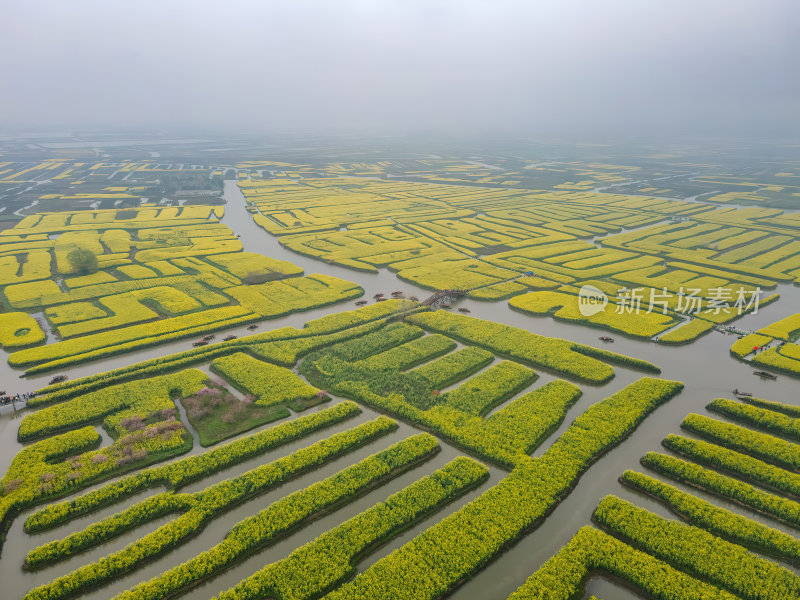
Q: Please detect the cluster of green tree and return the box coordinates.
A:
[23,417,400,600]
[25,402,360,533]
[593,495,800,600]
[621,469,800,565]
[66,247,98,275]
[159,171,222,195]
[641,451,800,527]
[214,457,488,600]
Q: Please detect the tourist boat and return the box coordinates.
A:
[202,334,215,341]
[598,336,615,343]
[733,388,753,397]
[753,370,778,380]
[193,340,209,347]
[355,300,368,305]
[223,334,237,341]
[49,374,68,385]
[409,296,419,302]
[458,307,470,313]
[247,324,258,330]
[373,293,384,298]
[391,290,403,295]
[375,297,386,302]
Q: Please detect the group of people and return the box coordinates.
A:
[0,391,37,406]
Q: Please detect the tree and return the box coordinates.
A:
[67,248,98,275]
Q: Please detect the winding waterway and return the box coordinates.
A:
[1,180,799,599]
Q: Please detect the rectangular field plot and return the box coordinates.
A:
[507,394,800,600]
[0,206,363,372]
[4,150,800,600]
[238,174,800,343]
[1,297,686,600]
[296,310,661,466]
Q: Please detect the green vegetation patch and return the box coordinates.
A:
[593,495,800,600]
[180,384,291,447]
[18,370,207,441]
[325,378,682,600]
[211,352,323,410]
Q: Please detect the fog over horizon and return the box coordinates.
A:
[2,0,798,141]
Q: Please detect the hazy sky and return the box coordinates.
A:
[2,0,798,139]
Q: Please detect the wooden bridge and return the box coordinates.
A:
[421,289,468,307]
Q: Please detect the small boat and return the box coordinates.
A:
[373,293,384,298]
[193,341,209,347]
[441,303,451,309]
[0,390,5,396]
[391,290,403,295]
[202,334,215,341]
[458,307,470,313]
[49,374,68,385]
[375,297,386,302]
[409,296,419,302]
[247,324,258,330]
[733,388,753,397]
[223,334,237,341]
[355,300,368,305]
[598,336,615,343]
[753,371,778,380]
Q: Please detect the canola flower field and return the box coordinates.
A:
[0,205,362,372]
[239,174,800,343]
[2,297,799,600]
[1,152,799,600]
[507,395,800,600]
[1,301,691,600]
[727,313,800,377]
